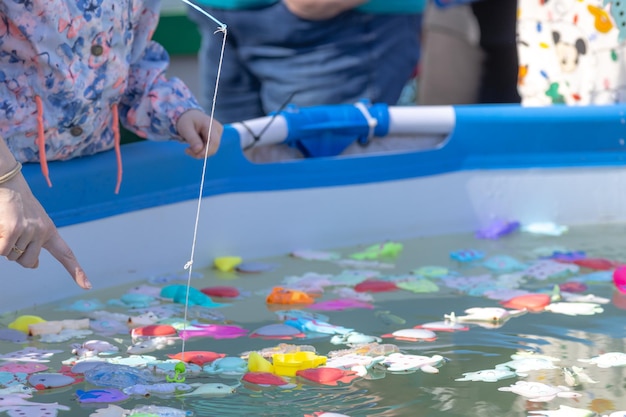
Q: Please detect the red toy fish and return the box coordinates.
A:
[167,351,226,366]
[242,372,291,386]
[500,293,551,312]
[296,367,359,386]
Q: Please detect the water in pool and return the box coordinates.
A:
[2,223,626,417]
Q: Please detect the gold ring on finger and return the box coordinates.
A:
[11,246,25,255]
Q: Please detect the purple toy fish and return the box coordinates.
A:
[76,388,129,403]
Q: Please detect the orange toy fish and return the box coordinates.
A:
[266,287,315,305]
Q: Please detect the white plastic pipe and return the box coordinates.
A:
[231,105,456,149]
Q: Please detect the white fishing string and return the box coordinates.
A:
[176,0,227,358]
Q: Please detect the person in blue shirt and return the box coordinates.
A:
[189,0,425,123]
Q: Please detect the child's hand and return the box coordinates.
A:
[176,109,223,159]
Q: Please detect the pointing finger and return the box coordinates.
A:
[43,232,92,290]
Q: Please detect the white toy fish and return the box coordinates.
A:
[543,302,603,316]
[498,381,582,402]
[579,352,626,368]
[455,368,517,382]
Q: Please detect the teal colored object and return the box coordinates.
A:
[192,0,277,9]
[160,285,226,308]
[357,0,425,14]
[193,0,425,13]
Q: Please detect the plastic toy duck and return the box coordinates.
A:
[272,351,327,376]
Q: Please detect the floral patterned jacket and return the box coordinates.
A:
[0,0,202,163]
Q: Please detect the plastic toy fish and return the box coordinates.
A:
[449,249,485,262]
[325,354,385,377]
[0,371,28,387]
[27,373,76,389]
[131,324,177,339]
[444,307,525,328]
[71,340,119,358]
[201,286,241,298]
[0,363,48,374]
[354,279,398,293]
[496,357,559,377]
[203,357,248,377]
[475,219,519,239]
[499,293,551,312]
[482,255,526,272]
[543,302,604,316]
[522,222,568,236]
[127,336,176,355]
[0,395,70,416]
[561,293,610,304]
[381,328,437,342]
[167,351,225,366]
[249,323,306,340]
[127,311,161,327]
[0,329,28,344]
[579,352,626,368]
[266,287,315,305]
[283,318,353,335]
[571,257,621,271]
[178,324,248,341]
[455,368,517,382]
[0,347,63,363]
[274,310,330,323]
[160,285,226,308]
[329,332,382,346]
[381,353,445,374]
[241,372,295,388]
[290,249,341,261]
[562,366,598,386]
[296,367,359,386]
[0,385,35,397]
[415,321,469,332]
[523,260,579,280]
[498,381,582,402]
[180,382,239,397]
[76,388,129,403]
[395,278,440,293]
[61,299,105,312]
[123,382,193,396]
[350,242,403,260]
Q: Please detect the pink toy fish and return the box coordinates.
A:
[0,363,48,374]
[296,367,359,386]
[178,324,248,341]
[242,372,291,386]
